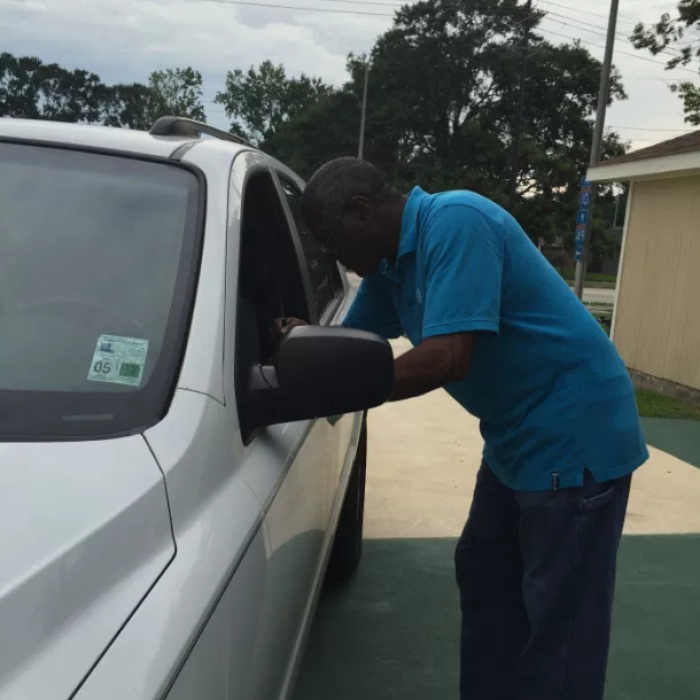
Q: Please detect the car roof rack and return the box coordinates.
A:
[150,116,254,148]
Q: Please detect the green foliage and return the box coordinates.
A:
[0,52,107,123]
[148,67,206,123]
[636,388,700,420]
[0,54,205,128]
[671,81,700,126]
[102,83,154,129]
[630,0,700,124]
[1,7,632,251]
[557,268,617,284]
[214,60,332,145]
[264,0,629,247]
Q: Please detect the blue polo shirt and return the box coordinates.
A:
[343,187,648,490]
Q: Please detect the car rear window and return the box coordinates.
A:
[0,142,202,439]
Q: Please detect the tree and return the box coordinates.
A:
[268,0,627,247]
[1,53,107,123]
[103,67,207,129]
[215,60,333,145]
[147,67,206,122]
[631,0,700,125]
[0,53,206,129]
[36,64,107,123]
[0,52,44,118]
[102,83,155,129]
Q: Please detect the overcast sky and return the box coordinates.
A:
[1,0,696,150]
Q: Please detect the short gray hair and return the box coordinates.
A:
[301,157,394,232]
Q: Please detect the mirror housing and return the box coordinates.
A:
[245,326,394,428]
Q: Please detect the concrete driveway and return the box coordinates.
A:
[364,338,699,539]
[294,337,700,700]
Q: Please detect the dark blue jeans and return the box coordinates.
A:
[455,463,632,700]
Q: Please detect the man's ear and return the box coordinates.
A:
[349,195,374,221]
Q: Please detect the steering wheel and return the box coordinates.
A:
[16,297,149,338]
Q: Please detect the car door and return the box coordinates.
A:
[224,156,338,700]
[272,172,354,506]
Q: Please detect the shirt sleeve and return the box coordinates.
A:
[342,276,403,339]
[421,205,504,340]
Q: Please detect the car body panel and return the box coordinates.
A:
[74,150,365,700]
[74,389,265,700]
[169,412,365,700]
[0,437,174,700]
[0,118,245,161]
[174,140,253,405]
[0,119,370,700]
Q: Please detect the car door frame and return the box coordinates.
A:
[223,151,340,700]
[269,167,344,327]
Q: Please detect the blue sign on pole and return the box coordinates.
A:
[574,178,593,264]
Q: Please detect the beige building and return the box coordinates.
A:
[588,130,700,402]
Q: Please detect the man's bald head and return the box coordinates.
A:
[301,158,404,277]
[301,157,393,232]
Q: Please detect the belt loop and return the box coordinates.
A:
[552,473,560,492]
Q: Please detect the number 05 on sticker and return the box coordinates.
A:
[88,334,150,388]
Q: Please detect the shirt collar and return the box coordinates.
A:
[398,186,428,259]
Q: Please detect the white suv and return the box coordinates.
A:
[0,117,393,700]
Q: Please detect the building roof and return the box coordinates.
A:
[588,128,700,184]
[598,130,700,167]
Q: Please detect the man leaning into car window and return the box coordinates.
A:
[271,157,648,700]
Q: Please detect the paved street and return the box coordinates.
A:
[582,286,616,305]
[295,338,700,700]
[347,271,616,307]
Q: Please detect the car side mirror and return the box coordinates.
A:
[245,326,394,428]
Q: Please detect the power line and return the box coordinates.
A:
[624,75,688,82]
[535,0,639,28]
[608,124,696,132]
[542,10,633,42]
[228,0,402,7]
[536,26,699,75]
[199,0,395,17]
[195,0,698,75]
[197,0,544,15]
[539,11,686,61]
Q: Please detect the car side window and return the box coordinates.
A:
[236,171,311,443]
[278,178,342,321]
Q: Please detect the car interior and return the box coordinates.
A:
[236,172,310,439]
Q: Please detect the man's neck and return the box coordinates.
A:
[385,195,408,263]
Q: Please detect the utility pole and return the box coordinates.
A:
[573,0,620,300]
[358,61,370,160]
[613,189,621,228]
[508,0,533,210]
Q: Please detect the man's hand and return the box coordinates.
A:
[270,317,308,341]
[269,317,308,362]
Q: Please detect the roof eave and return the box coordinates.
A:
[588,150,700,183]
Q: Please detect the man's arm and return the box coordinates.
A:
[391,333,475,402]
[389,203,505,402]
[342,276,403,339]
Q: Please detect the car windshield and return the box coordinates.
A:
[0,142,202,440]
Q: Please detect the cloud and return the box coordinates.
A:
[0,0,694,144]
[0,0,387,87]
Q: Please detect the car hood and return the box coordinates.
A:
[0,436,175,700]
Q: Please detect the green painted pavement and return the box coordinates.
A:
[295,535,700,700]
[642,418,700,471]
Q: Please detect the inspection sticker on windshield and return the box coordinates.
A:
[87,334,149,387]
